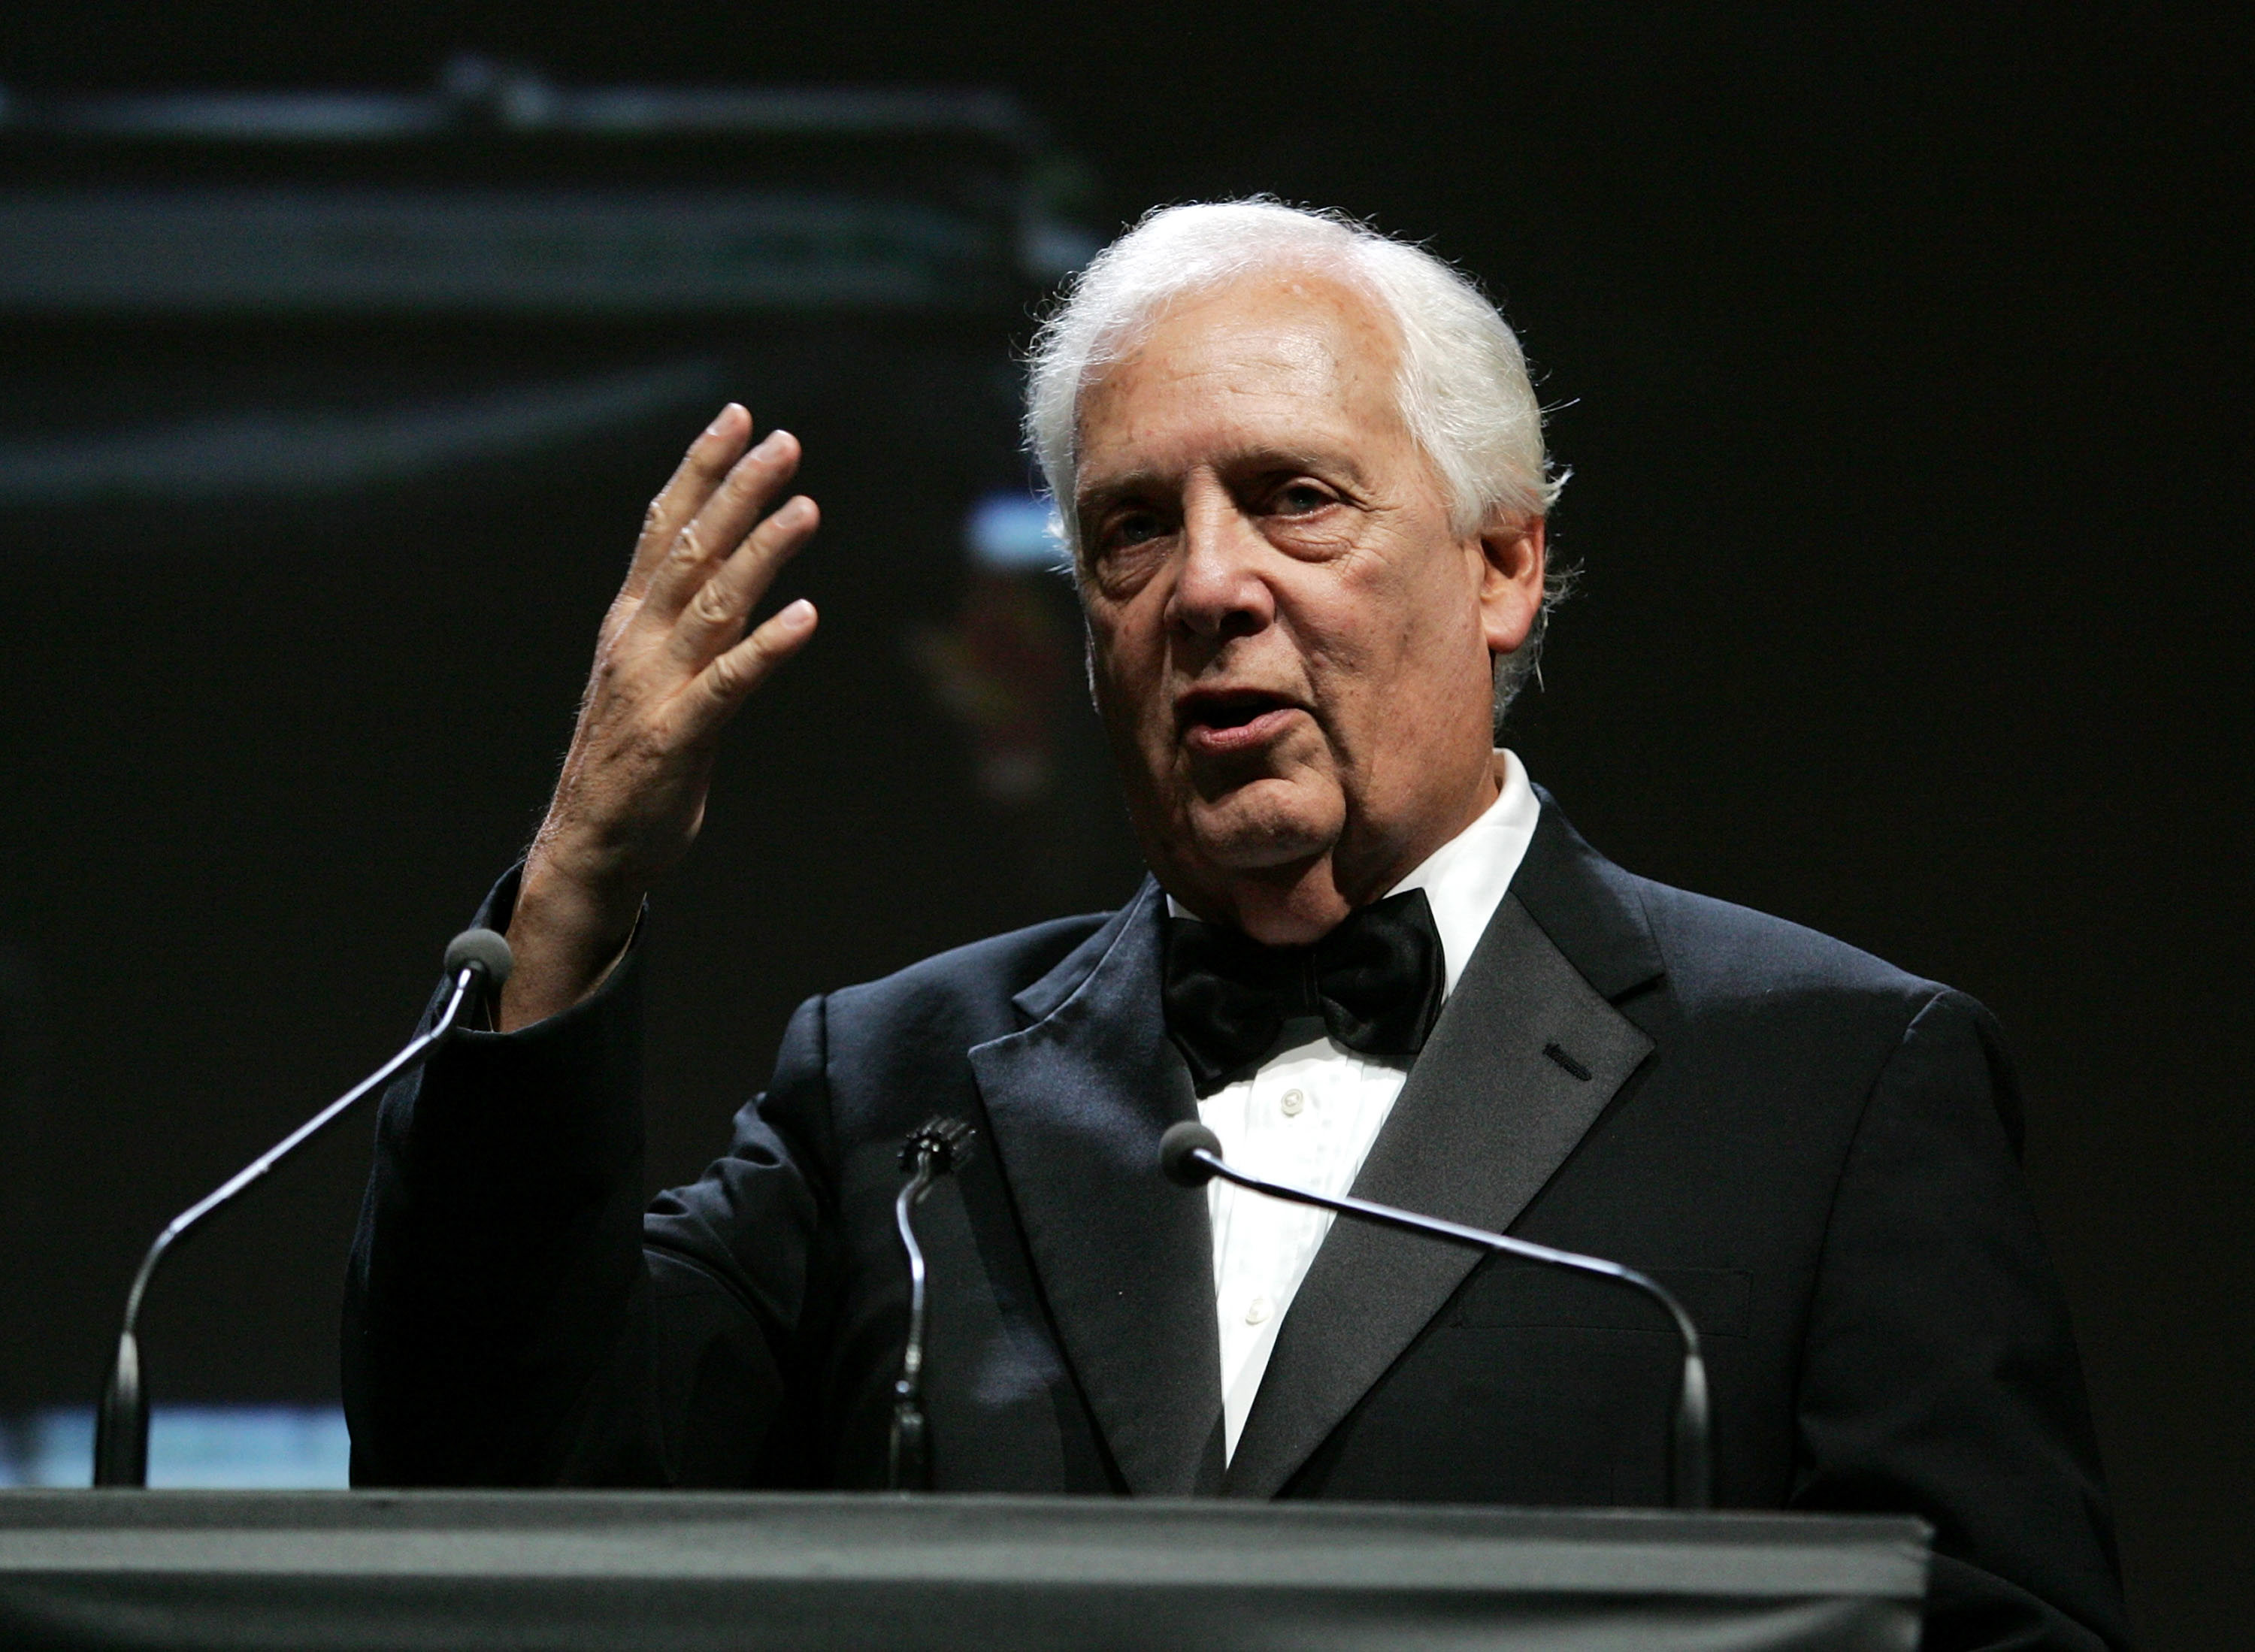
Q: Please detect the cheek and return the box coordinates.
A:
[1084,607,1168,730]
[1298,567,1420,683]
[1301,561,1476,719]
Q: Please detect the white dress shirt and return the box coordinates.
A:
[1169,750,1542,1460]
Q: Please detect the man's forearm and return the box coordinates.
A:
[346,900,655,1485]
[498,852,640,1030]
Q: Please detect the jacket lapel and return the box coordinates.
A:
[1223,800,1662,1497]
[968,876,1224,1495]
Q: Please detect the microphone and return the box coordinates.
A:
[888,1116,973,1492]
[92,928,513,1488]
[1158,1119,1714,1509]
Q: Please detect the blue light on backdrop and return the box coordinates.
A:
[964,491,1063,571]
[0,1406,350,1489]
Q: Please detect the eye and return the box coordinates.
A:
[1094,508,1168,557]
[1270,480,1333,516]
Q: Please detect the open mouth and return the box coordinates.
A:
[1178,689,1300,752]
[1191,692,1287,730]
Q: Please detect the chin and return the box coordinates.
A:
[1181,780,1341,872]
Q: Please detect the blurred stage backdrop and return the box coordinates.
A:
[0,7,2241,1647]
[0,56,1131,1490]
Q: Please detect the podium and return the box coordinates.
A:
[0,1490,1928,1650]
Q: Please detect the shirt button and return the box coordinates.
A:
[1280,1088,1306,1117]
[1245,1295,1274,1326]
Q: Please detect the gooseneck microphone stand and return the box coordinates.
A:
[1159,1120,1713,1510]
[888,1117,973,1492]
[92,928,514,1488]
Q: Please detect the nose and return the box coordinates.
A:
[1166,477,1275,643]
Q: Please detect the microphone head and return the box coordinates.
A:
[900,1115,975,1175]
[1158,1121,1223,1188]
[443,927,515,989]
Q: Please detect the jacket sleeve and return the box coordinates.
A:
[1792,987,2132,1651]
[342,866,840,1488]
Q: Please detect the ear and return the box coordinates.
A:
[1476,516,1546,656]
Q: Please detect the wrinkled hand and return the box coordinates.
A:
[501,405,820,1030]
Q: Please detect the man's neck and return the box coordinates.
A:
[1170,761,1505,946]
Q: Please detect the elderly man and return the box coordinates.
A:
[346,203,2129,1650]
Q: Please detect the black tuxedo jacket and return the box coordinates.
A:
[346,794,2129,1650]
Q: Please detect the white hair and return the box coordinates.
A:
[1024,198,1572,728]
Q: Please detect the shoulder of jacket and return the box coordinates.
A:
[1623,871,1957,1021]
[825,910,1117,1025]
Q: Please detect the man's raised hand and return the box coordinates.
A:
[499,405,820,1030]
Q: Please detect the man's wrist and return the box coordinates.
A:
[498,860,643,1031]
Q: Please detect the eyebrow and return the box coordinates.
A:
[1076,443,1372,514]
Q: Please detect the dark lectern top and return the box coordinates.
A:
[0,1489,1928,1651]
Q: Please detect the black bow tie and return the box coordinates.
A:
[1161,888,1446,1097]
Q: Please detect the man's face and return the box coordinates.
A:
[1073,273,1545,943]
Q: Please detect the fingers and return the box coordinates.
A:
[623,404,752,601]
[688,598,819,728]
[643,426,805,620]
[669,493,820,665]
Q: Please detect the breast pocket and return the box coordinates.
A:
[1448,1262,1751,1338]
[1316,1263,1751,1508]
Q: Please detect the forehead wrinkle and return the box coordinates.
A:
[1078,374,1400,513]
[1077,274,1409,438]
[1094,263,1402,379]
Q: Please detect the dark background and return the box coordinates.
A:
[0,5,2243,1646]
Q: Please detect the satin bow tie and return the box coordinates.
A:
[1161,888,1446,1097]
